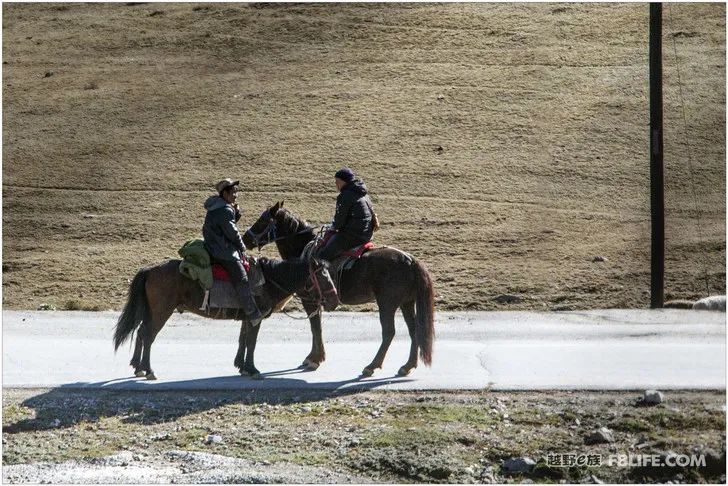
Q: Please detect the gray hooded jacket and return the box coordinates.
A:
[202,196,245,261]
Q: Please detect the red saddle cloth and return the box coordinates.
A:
[211,259,250,282]
[342,241,375,259]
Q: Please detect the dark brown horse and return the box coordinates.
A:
[242,202,435,377]
[113,256,338,379]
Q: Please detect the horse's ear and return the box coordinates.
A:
[272,201,281,214]
[280,200,284,208]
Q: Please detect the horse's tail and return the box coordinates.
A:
[113,267,150,351]
[413,259,435,366]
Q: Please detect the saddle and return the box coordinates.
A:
[328,241,376,293]
[202,257,267,313]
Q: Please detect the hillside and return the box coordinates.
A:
[2,2,725,311]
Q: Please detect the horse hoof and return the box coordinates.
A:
[305,361,320,371]
[239,368,249,376]
[361,367,374,377]
[145,372,157,381]
[134,370,146,378]
[397,367,411,377]
[251,373,264,381]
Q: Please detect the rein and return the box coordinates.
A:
[262,258,328,320]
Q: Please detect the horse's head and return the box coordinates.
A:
[309,258,339,312]
[243,201,284,250]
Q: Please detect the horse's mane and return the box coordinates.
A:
[276,208,314,234]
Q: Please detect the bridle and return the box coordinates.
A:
[244,209,316,251]
[244,210,277,250]
[301,258,338,313]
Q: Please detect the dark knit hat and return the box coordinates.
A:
[334,167,355,183]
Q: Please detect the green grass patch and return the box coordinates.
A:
[610,417,653,433]
[387,404,495,427]
[362,427,461,449]
[641,409,725,431]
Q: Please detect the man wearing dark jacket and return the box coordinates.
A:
[202,178,263,326]
[318,167,375,261]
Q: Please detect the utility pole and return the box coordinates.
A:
[649,2,665,308]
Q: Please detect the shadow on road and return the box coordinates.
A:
[4,370,414,434]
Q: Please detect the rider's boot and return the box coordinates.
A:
[236,279,264,327]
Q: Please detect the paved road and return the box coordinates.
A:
[3,309,725,391]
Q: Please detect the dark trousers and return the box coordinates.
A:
[211,256,260,317]
[317,233,366,261]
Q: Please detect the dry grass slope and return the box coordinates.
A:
[2,3,725,311]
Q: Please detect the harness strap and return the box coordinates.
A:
[199,290,210,311]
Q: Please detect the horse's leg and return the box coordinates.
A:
[234,320,247,374]
[398,301,418,377]
[362,302,397,377]
[130,332,146,377]
[139,302,175,381]
[302,299,325,370]
[241,320,263,379]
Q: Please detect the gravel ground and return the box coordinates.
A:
[3,388,725,483]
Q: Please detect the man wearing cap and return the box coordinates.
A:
[202,178,264,326]
[317,167,376,261]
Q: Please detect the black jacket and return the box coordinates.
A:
[332,179,374,241]
[202,196,245,261]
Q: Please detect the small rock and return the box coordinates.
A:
[693,295,726,312]
[502,457,536,474]
[43,71,54,78]
[584,427,614,445]
[703,448,725,475]
[204,434,223,445]
[643,389,664,405]
[38,303,56,311]
[437,94,445,100]
[552,304,574,311]
[592,256,608,262]
[494,294,521,304]
[480,465,497,484]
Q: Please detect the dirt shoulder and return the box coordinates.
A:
[3,388,725,483]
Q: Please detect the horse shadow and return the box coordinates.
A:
[4,369,414,434]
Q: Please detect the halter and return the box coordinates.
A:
[244,210,277,250]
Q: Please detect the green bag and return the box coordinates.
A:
[178,239,213,290]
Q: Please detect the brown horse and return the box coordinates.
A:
[113,256,338,380]
[242,202,435,377]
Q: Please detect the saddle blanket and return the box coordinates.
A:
[329,241,376,292]
[203,260,265,310]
